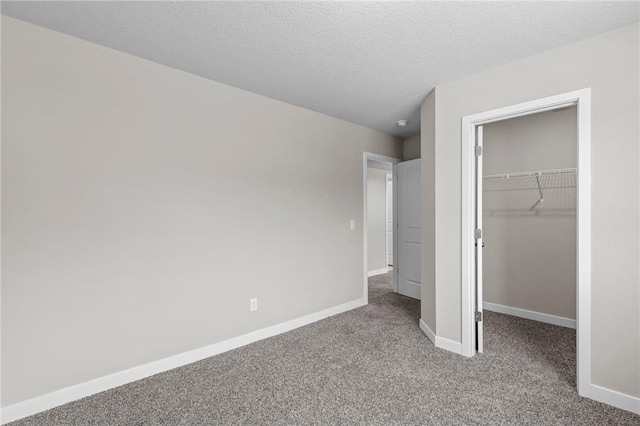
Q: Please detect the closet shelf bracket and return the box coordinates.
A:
[530,173,544,210]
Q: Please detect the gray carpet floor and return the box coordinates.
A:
[11,272,640,425]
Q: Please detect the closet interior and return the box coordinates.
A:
[481,105,578,354]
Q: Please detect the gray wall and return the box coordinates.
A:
[421,22,639,397]
[1,17,401,406]
[483,107,577,320]
[367,168,388,272]
[420,91,436,331]
[403,135,421,160]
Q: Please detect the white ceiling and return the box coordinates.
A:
[2,2,638,137]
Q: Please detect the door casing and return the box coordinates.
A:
[460,88,591,397]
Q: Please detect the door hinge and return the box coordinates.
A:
[475,311,483,322]
[474,228,482,239]
[475,146,483,156]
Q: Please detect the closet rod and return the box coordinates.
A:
[484,167,577,180]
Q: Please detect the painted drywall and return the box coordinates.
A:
[367,168,388,273]
[483,107,577,320]
[403,135,421,160]
[420,90,436,331]
[421,22,639,397]
[0,16,401,406]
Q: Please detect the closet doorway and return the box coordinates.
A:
[477,106,578,352]
[461,89,592,396]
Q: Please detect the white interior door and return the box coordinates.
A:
[386,174,393,266]
[397,159,421,300]
[475,126,484,353]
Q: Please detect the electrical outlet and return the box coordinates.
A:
[350,219,355,230]
[250,298,258,312]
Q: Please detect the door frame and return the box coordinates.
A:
[363,152,402,304]
[385,172,394,268]
[460,88,591,396]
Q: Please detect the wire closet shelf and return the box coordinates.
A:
[483,168,577,215]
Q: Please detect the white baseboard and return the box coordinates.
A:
[419,319,436,345]
[435,335,463,355]
[367,268,388,277]
[0,297,367,425]
[419,319,463,355]
[483,302,576,329]
[583,383,640,414]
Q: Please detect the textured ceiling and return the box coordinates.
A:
[2,2,638,137]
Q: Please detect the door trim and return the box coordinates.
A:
[460,88,591,397]
[363,152,402,304]
[474,125,484,353]
[384,172,394,269]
